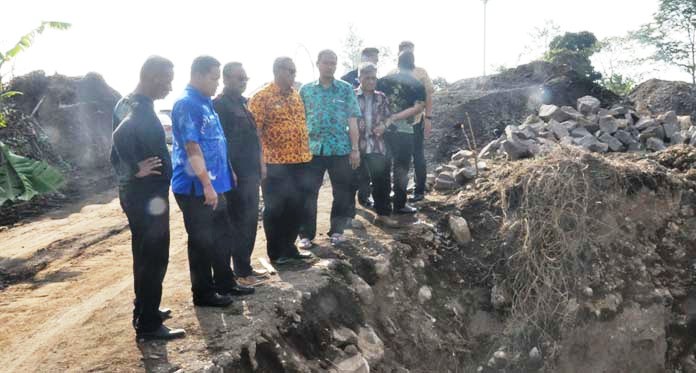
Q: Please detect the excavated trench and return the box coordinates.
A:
[196,147,696,373]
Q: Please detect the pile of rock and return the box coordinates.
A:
[432,149,484,191]
[478,95,695,160]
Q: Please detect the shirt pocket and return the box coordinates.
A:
[200,114,222,140]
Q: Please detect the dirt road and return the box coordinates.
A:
[0,183,408,372]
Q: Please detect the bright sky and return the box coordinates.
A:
[0,0,681,110]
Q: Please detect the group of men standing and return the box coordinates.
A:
[110,41,433,341]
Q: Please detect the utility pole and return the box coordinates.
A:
[482,0,489,77]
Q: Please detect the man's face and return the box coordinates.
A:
[153,68,174,100]
[359,70,377,92]
[401,45,414,54]
[198,66,220,97]
[224,67,248,95]
[276,61,296,89]
[317,53,337,79]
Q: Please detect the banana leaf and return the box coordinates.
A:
[0,141,64,205]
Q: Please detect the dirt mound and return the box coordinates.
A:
[0,71,120,226]
[8,70,121,171]
[629,79,696,119]
[430,60,620,163]
[431,148,696,371]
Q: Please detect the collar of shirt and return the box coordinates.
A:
[184,85,213,105]
[311,78,339,89]
[268,82,296,97]
[129,93,154,109]
[222,88,247,104]
[355,88,379,98]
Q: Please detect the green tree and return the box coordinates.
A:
[600,73,636,96]
[518,20,562,62]
[636,0,696,84]
[432,76,449,91]
[593,36,657,96]
[545,31,602,81]
[340,24,393,73]
[341,24,364,72]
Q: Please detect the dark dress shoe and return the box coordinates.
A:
[272,250,316,265]
[223,284,255,296]
[159,308,172,320]
[396,204,418,214]
[136,324,186,341]
[358,197,374,208]
[133,308,173,329]
[408,194,425,202]
[291,250,314,260]
[193,293,234,307]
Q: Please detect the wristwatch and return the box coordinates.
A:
[425,115,433,120]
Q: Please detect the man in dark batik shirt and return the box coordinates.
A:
[377,51,426,215]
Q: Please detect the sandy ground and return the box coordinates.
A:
[0,182,415,372]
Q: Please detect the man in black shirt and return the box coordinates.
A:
[111,56,185,341]
[377,51,426,214]
[213,62,267,287]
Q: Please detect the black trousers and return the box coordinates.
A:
[225,176,260,278]
[364,153,392,216]
[175,193,236,300]
[356,157,372,202]
[413,120,427,195]
[119,182,170,333]
[349,156,371,218]
[262,163,308,260]
[385,132,414,210]
[300,155,352,240]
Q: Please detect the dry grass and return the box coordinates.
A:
[495,147,629,354]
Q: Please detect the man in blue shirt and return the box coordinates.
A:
[299,50,361,247]
[171,56,253,308]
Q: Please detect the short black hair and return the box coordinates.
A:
[272,57,294,75]
[397,51,415,71]
[398,40,415,52]
[191,55,220,77]
[361,47,379,57]
[317,49,337,63]
[222,62,243,77]
[140,55,173,81]
[358,63,377,77]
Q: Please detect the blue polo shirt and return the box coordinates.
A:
[299,79,361,156]
[171,85,234,196]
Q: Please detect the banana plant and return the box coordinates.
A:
[0,141,64,205]
[0,21,71,86]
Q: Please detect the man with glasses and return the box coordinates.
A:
[249,57,315,265]
[213,62,268,286]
